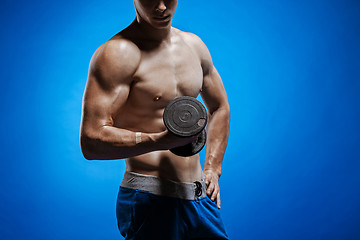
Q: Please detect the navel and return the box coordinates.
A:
[153,96,161,101]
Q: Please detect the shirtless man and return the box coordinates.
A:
[80,0,230,239]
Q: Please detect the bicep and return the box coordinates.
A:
[81,74,130,138]
[81,40,140,137]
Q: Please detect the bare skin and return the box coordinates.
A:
[80,0,230,208]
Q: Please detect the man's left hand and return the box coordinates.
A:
[203,170,221,209]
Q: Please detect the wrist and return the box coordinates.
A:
[203,168,222,178]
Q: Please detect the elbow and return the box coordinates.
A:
[82,150,96,161]
[80,145,96,161]
[80,134,100,160]
[83,154,96,161]
[209,102,231,123]
[80,132,126,160]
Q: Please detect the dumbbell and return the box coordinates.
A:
[163,96,207,157]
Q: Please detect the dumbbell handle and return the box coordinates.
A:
[170,129,207,157]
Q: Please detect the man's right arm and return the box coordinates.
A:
[80,40,173,160]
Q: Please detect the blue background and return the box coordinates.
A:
[1,0,360,239]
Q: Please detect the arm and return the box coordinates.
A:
[80,40,179,160]
[202,65,230,209]
[186,33,230,208]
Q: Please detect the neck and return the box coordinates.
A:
[133,17,172,42]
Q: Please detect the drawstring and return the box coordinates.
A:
[194,181,202,198]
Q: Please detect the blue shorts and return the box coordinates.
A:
[116,171,228,240]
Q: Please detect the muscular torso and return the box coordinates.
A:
[112,28,204,182]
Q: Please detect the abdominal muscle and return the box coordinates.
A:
[126,151,203,183]
[115,105,204,183]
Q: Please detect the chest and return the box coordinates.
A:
[130,43,203,106]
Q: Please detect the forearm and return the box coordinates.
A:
[204,106,230,176]
[80,126,164,160]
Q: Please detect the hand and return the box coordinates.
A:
[153,130,199,150]
[203,169,221,209]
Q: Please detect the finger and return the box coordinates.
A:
[216,192,221,209]
[211,186,218,202]
[206,182,215,196]
[211,188,219,201]
[204,175,210,186]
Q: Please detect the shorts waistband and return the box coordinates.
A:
[120,171,207,200]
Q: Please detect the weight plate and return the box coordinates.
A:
[163,96,207,137]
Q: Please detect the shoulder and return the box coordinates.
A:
[175,29,211,59]
[89,38,141,80]
[174,29,202,48]
[174,28,213,74]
